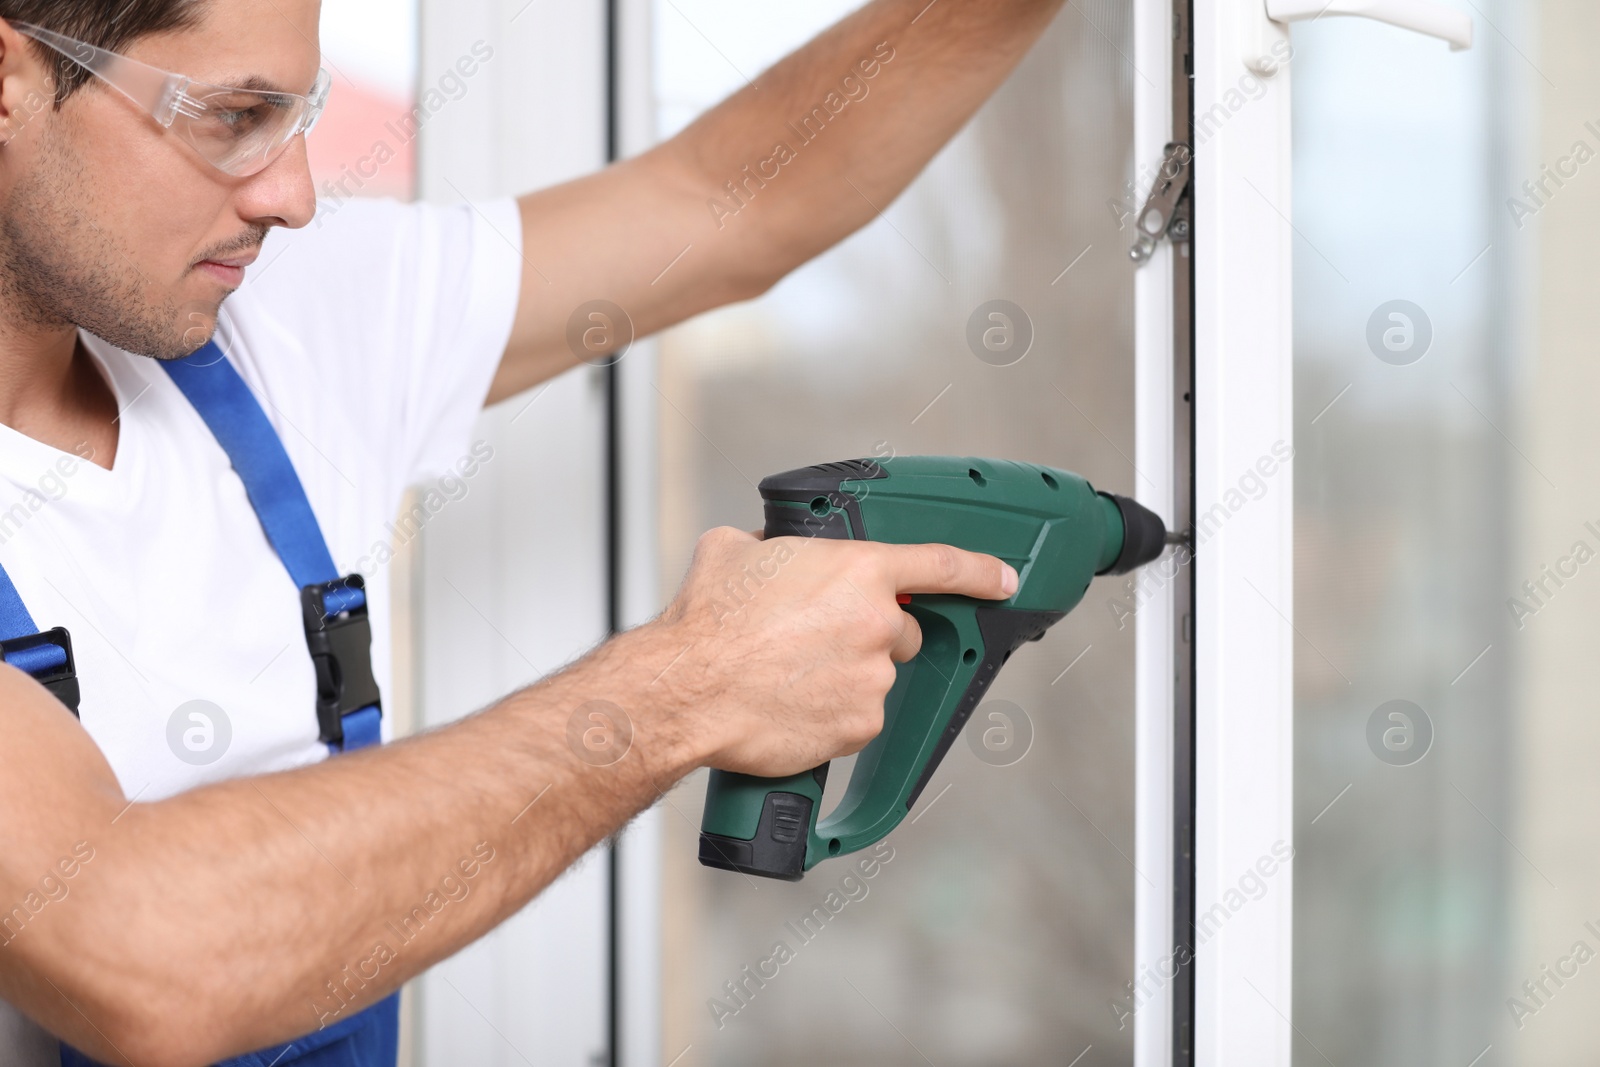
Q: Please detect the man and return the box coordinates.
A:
[0,0,1063,1063]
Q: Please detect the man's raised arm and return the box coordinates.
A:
[486,0,1064,403]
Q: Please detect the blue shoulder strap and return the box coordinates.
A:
[160,343,343,589]
[47,342,398,1067]
[0,578,62,674]
[161,342,382,751]
[0,341,381,753]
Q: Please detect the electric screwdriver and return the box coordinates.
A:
[697,455,1169,881]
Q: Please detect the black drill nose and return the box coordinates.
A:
[1104,494,1169,575]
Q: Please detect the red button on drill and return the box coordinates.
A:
[896,594,912,605]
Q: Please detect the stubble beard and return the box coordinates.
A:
[0,127,211,361]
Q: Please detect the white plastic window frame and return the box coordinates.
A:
[411,0,665,1062]
[1133,1,1296,1064]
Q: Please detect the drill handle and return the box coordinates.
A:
[698,764,829,880]
[695,598,989,882]
[696,599,1066,880]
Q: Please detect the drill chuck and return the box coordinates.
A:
[1103,493,1169,575]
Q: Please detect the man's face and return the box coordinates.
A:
[0,0,322,359]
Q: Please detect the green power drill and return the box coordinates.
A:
[697,455,1170,881]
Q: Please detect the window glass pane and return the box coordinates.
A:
[1290,3,1592,1062]
[310,0,420,202]
[652,6,1140,1064]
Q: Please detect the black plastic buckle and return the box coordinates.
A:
[0,627,80,716]
[300,576,382,747]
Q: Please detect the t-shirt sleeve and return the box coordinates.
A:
[239,196,524,503]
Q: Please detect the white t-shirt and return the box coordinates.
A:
[0,195,524,1063]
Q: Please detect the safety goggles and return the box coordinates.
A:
[10,21,329,177]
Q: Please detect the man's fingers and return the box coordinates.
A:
[889,610,923,663]
[883,543,1018,600]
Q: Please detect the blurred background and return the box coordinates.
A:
[303,0,418,202]
[1289,2,1600,1066]
[302,0,1600,1064]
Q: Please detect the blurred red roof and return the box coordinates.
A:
[307,76,416,203]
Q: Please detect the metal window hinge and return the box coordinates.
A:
[1129,142,1192,264]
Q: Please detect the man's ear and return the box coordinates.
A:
[0,19,53,148]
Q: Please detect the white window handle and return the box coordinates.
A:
[1242,0,1471,73]
[1266,0,1472,50]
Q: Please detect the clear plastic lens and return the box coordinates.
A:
[182,87,304,171]
[11,22,327,177]
[180,73,326,176]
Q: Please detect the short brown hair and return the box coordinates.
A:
[2,0,207,104]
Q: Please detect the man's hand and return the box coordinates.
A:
[487,0,1065,403]
[657,528,1018,777]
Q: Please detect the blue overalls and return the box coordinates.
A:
[0,342,399,1066]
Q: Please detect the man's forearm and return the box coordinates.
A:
[11,620,705,1066]
[665,0,1066,283]
[0,526,1018,1063]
